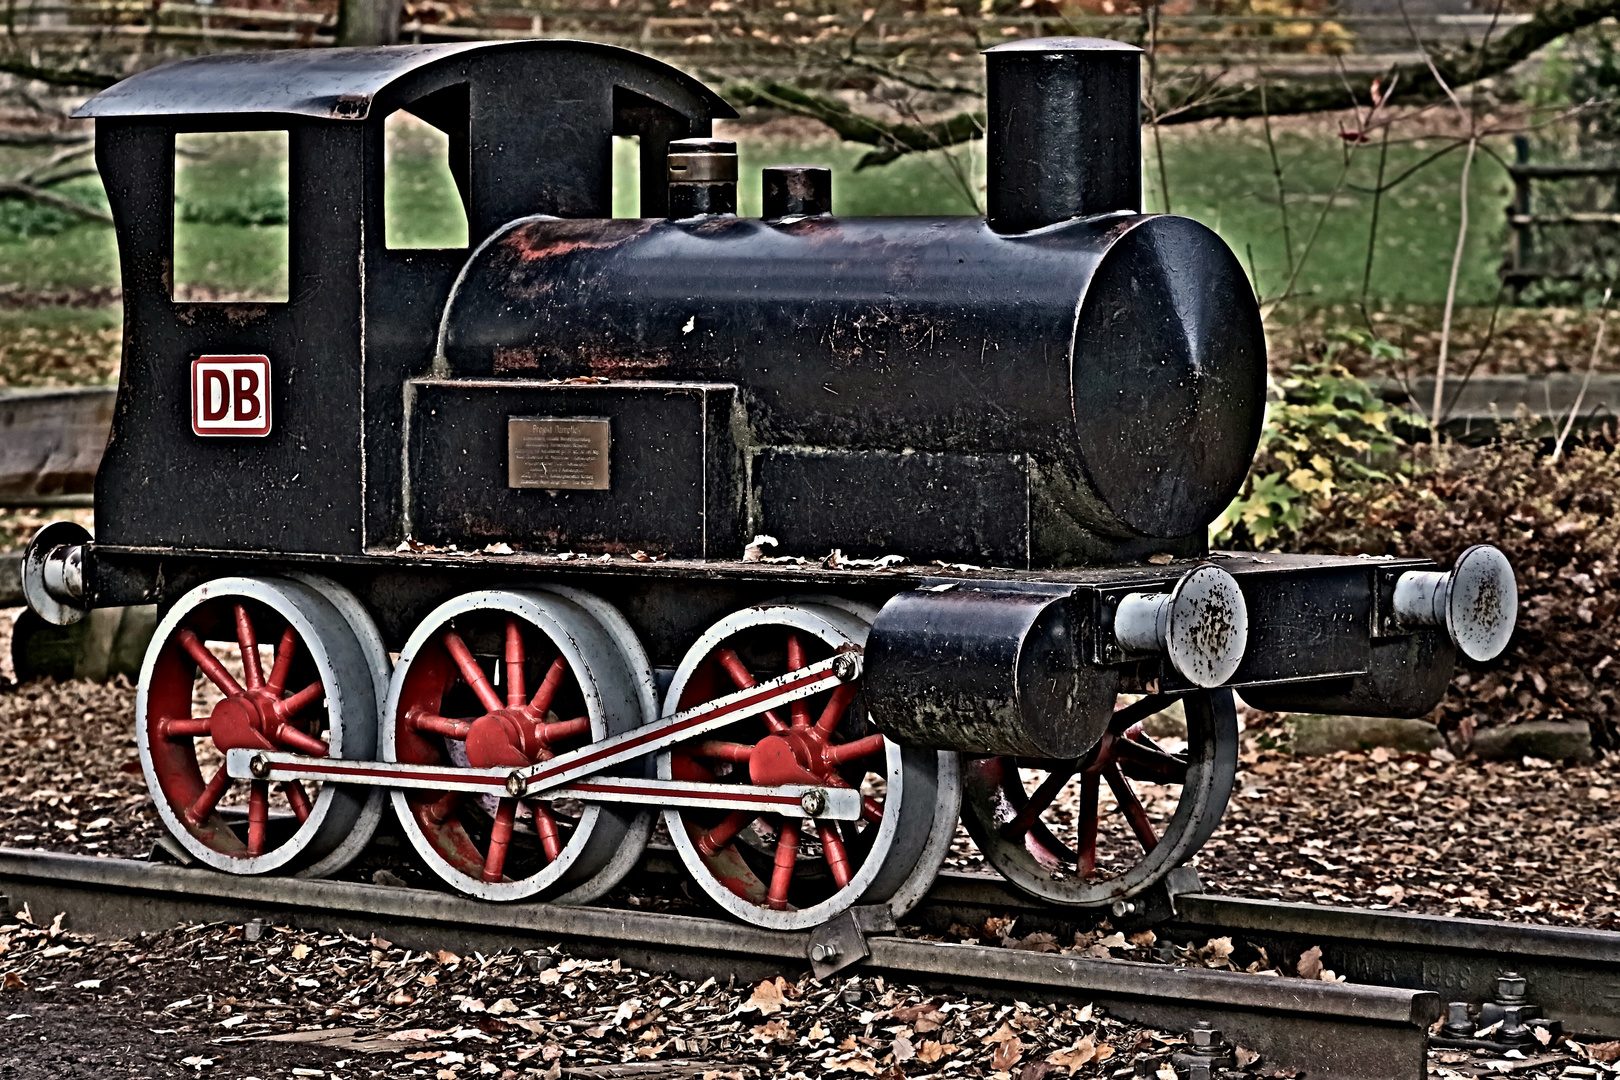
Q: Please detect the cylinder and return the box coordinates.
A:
[667,138,737,218]
[864,584,1118,758]
[984,37,1142,234]
[763,165,832,219]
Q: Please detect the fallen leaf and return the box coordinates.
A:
[991,1035,1024,1071]
[1296,945,1324,980]
[290,943,311,961]
[742,977,789,1015]
[1584,1040,1620,1063]
[488,999,518,1015]
[982,1022,1019,1045]
[2,973,24,991]
[1046,1034,1097,1074]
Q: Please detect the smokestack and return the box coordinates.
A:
[984,37,1143,234]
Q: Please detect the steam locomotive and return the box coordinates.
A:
[21,36,1515,931]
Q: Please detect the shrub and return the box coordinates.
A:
[1212,332,1417,548]
[1297,438,1620,750]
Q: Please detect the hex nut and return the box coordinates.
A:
[1188,1025,1223,1049]
[1497,973,1528,1003]
[801,789,827,816]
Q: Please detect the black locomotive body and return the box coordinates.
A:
[21,36,1516,928]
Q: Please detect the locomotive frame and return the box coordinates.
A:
[20,36,1517,932]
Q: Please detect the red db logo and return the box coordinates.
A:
[192,355,272,437]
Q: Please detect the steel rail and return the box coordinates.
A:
[0,847,1434,1080]
[920,871,1620,1040]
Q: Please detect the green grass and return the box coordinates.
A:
[173,131,289,301]
[0,122,1520,314]
[1149,127,1511,309]
[386,114,470,250]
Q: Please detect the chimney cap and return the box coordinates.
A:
[983,36,1142,55]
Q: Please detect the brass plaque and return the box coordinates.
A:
[508,416,611,490]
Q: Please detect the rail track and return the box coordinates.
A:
[5,846,1617,1079]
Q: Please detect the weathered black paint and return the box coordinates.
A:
[440,212,1265,559]
[985,38,1143,233]
[866,584,1118,758]
[67,38,1467,752]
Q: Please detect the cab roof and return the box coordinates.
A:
[73,39,735,122]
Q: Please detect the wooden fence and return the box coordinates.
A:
[0,0,1531,72]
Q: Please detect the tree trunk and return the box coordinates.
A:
[336,0,403,47]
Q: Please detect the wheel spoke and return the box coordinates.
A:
[234,604,264,690]
[861,795,884,823]
[157,717,211,740]
[176,629,244,698]
[814,682,858,735]
[689,740,755,764]
[1109,694,1173,734]
[482,798,517,883]
[283,779,312,823]
[247,780,270,857]
[528,655,568,718]
[826,733,887,768]
[409,711,474,740]
[698,810,756,855]
[277,679,324,719]
[766,821,800,910]
[265,626,298,695]
[536,715,590,744]
[443,631,503,714]
[187,767,231,825]
[273,722,329,757]
[530,801,563,862]
[420,790,462,826]
[504,618,527,707]
[1104,764,1159,853]
[1076,772,1100,879]
[999,760,1078,838]
[1113,736,1189,784]
[786,633,811,728]
[715,649,789,734]
[818,823,852,888]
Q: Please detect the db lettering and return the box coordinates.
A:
[191,355,272,437]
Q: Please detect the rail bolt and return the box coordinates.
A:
[810,942,840,962]
[1496,973,1528,1004]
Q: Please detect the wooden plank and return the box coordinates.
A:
[0,386,115,499]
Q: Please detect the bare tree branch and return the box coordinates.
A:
[0,58,117,90]
[727,0,1620,166]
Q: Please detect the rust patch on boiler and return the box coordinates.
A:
[502,218,652,264]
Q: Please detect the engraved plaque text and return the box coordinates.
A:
[508,417,611,490]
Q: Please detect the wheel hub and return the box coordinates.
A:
[465,708,546,768]
[206,690,284,753]
[749,731,829,786]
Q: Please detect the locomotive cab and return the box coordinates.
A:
[74,41,733,556]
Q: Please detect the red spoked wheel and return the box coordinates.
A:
[383,588,655,903]
[660,601,952,930]
[136,577,383,874]
[961,690,1238,908]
